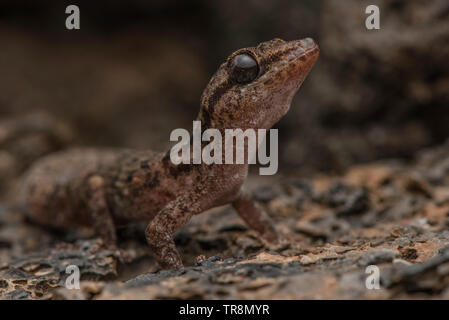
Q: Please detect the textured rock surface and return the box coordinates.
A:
[2,141,449,299]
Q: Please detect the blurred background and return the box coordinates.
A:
[0,0,448,194]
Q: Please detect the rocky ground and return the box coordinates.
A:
[1,0,448,300]
[2,139,449,299]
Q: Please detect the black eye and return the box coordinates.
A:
[229,53,259,84]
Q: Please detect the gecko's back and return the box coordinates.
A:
[18,147,167,228]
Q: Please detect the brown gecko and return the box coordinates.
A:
[17,38,319,270]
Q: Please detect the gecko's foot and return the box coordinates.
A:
[195,255,207,264]
[159,259,185,270]
[261,234,290,252]
[154,251,185,270]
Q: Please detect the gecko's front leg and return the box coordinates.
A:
[232,188,282,246]
[145,193,202,269]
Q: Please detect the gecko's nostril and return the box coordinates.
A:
[300,38,316,48]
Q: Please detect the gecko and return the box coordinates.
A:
[17,38,319,270]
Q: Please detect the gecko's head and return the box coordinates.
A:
[199,38,319,129]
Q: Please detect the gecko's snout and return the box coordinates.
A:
[299,37,316,49]
[254,37,319,89]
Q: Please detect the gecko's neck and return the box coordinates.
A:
[177,115,267,168]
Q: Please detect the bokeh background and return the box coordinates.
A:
[1,0,448,193]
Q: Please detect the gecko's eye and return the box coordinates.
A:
[229,53,259,84]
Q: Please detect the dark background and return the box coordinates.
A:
[0,0,448,183]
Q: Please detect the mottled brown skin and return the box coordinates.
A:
[17,38,319,270]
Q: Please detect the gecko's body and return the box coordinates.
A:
[18,38,319,269]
